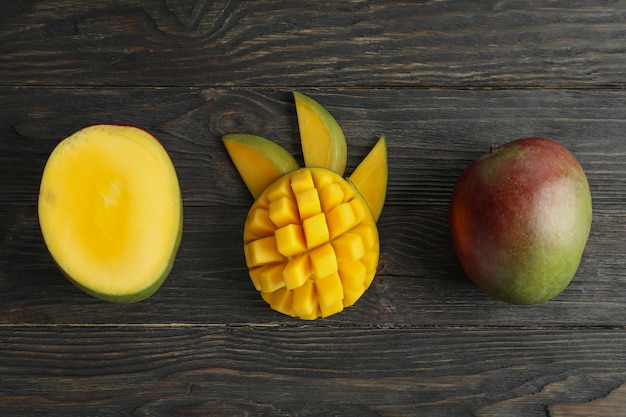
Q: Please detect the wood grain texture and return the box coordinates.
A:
[1,326,626,417]
[549,383,626,417]
[3,1,626,415]
[1,0,625,87]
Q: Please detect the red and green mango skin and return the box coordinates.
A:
[449,138,592,305]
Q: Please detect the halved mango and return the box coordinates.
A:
[294,92,347,176]
[38,124,183,302]
[349,135,387,221]
[222,134,300,199]
[243,167,379,319]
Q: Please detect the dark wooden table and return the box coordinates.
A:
[2,1,626,416]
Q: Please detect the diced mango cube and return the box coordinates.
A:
[245,235,284,267]
[260,290,273,304]
[339,179,356,201]
[343,285,365,307]
[269,195,300,228]
[308,243,338,279]
[320,300,344,318]
[248,265,265,291]
[361,249,379,275]
[350,224,377,250]
[244,207,275,242]
[295,188,322,220]
[267,175,294,202]
[290,168,315,194]
[315,272,344,308]
[319,182,344,213]
[259,263,286,293]
[299,307,321,321]
[326,202,356,239]
[331,233,364,262]
[311,168,336,191]
[350,197,367,225]
[283,253,312,290]
[275,223,307,257]
[292,279,317,317]
[338,260,367,290]
[361,249,379,288]
[269,287,295,316]
[302,212,330,249]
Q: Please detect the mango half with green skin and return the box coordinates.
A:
[38,124,183,302]
[223,92,387,319]
[449,137,592,305]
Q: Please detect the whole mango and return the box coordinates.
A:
[449,138,592,305]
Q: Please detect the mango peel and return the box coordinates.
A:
[223,92,388,319]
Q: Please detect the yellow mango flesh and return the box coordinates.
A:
[222,134,300,199]
[294,92,347,177]
[349,135,388,221]
[38,125,182,302]
[244,167,379,319]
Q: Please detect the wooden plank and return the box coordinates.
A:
[549,383,626,417]
[2,1,626,87]
[1,326,626,416]
[1,87,625,326]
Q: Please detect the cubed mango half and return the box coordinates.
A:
[243,167,379,320]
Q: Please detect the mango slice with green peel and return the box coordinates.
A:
[349,135,388,221]
[244,167,379,319]
[294,91,347,176]
[223,92,387,319]
[38,124,183,303]
[222,134,300,199]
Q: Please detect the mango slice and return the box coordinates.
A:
[222,92,387,320]
[38,125,183,302]
[294,92,347,176]
[243,167,379,319]
[222,134,300,199]
[349,135,388,221]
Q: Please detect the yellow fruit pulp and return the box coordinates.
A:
[222,134,300,199]
[38,125,182,302]
[349,135,388,221]
[243,167,379,319]
[294,92,347,176]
